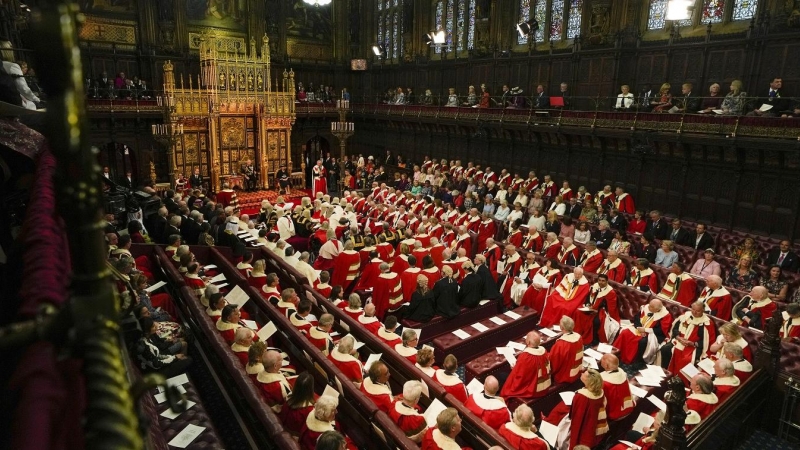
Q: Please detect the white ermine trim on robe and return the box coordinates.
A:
[395,344,418,358]
[503,422,537,439]
[600,370,627,385]
[416,364,435,377]
[394,401,423,417]
[432,429,462,450]
[713,376,740,387]
[304,412,335,433]
[231,343,250,353]
[216,320,240,332]
[362,377,393,396]
[246,363,264,375]
[434,369,465,387]
[688,392,719,405]
[470,393,508,411]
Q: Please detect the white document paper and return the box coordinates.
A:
[507,340,526,351]
[209,273,226,283]
[552,325,561,332]
[635,376,662,388]
[538,421,559,447]
[466,378,484,395]
[167,424,205,448]
[489,316,507,326]
[165,373,190,388]
[237,231,250,236]
[584,348,604,360]
[364,353,382,373]
[697,358,716,376]
[257,322,277,341]
[479,299,491,305]
[329,331,340,337]
[322,383,340,399]
[597,343,614,353]
[203,264,217,270]
[578,307,595,313]
[452,329,471,339]
[342,334,365,350]
[560,391,575,406]
[154,392,167,404]
[160,400,196,420]
[643,365,666,379]
[504,310,522,320]
[539,328,558,338]
[145,281,167,293]
[583,356,599,370]
[242,319,258,329]
[472,322,490,333]
[668,106,680,114]
[629,383,649,399]
[680,362,700,379]
[244,237,256,242]
[712,109,724,115]
[632,412,655,434]
[214,283,228,289]
[618,440,641,449]
[759,103,773,112]
[419,380,430,397]
[424,398,448,428]
[496,347,517,367]
[648,395,667,411]
[226,285,250,307]
[306,313,318,323]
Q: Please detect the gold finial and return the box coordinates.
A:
[289,68,294,79]
[163,60,173,72]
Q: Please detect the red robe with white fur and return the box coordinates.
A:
[433,369,468,402]
[549,332,584,384]
[389,401,427,439]
[372,272,404,319]
[538,274,591,328]
[360,377,395,414]
[500,347,552,399]
[498,423,549,450]
[329,350,364,386]
[601,369,635,420]
[464,393,511,429]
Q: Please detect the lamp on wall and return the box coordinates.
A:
[424,30,446,46]
[303,0,332,5]
[372,44,385,56]
[666,0,693,20]
[516,19,539,38]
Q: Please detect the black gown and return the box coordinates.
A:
[458,272,483,308]
[433,277,461,319]
[405,290,436,323]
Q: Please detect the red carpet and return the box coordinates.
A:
[233,188,311,215]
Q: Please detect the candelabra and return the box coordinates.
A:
[331,99,354,193]
[152,94,184,184]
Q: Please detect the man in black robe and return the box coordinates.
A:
[458,263,482,308]
[433,266,461,318]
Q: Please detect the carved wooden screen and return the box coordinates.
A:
[217,116,256,176]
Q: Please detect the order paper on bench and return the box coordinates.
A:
[209,273,227,283]
[538,421,559,447]
[154,392,167,403]
[648,395,667,411]
[584,348,604,360]
[643,365,666,378]
[552,325,561,332]
[697,358,716,376]
[507,340,526,351]
[364,353,382,373]
[466,378,484,396]
[418,380,430,397]
[632,412,655,434]
[167,424,205,448]
[452,329,471,339]
[203,264,217,270]
[583,356,599,370]
[145,281,167,293]
[157,385,187,394]
[424,399,449,428]
[504,310,522,320]
[680,362,701,379]
[490,316,507,326]
[257,322,278,341]
[629,383,649,399]
[226,285,250,307]
[160,400,197,420]
[242,319,258,329]
[559,391,575,406]
[471,322,490,333]
[635,376,662,388]
[496,347,517,367]
[597,343,614,353]
[322,383,340,399]
[539,328,559,338]
[166,373,190,388]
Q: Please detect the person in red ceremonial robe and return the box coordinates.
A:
[732,286,776,330]
[278,372,315,436]
[354,251,383,291]
[313,271,333,298]
[663,302,716,380]
[712,358,740,403]
[540,175,557,199]
[392,244,411,275]
[443,248,471,281]
[372,263,404,319]
[421,408,469,450]
[519,258,561,312]
[331,241,361,292]
[290,299,316,335]
[183,262,208,298]
[562,369,609,449]
[600,354,635,420]
[500,331,552,399]
[261,273,281,305]
[506,222,523,248]
[780,304,800,341]
[464,376,511,429]
[708,322,753,363]
[401,255,423,301]
[451,225,473,258]
[395,329,420,364]
[343,293,364,321]
[598,250,627,283]
[236,251,253,278]
[215,182,237,208]
[257,350,297,410]
[574,274,620,345]
[245,342,265,383]
[697,275,732,321]
[482,238,503,281]
[628,258,659,293]
[357,304,382,335]
[376,236,396,262]
[429,237,447,269]
[312,159,327,197]
[559,181,574,202]
[579,241,604,273]
[557,237,580,267]
[722,343,753,382]
[434,354,468,402]
[361,361,396,414]
[540,232,562,260]
[390,381,428,443]
[498,244,524,309]
[549,316,584,384]
[411,240,429,265]
[205,293,226,322]
[248,259,268,291]
[275,288,300,318]
[521,227,543,252]
[538,267,591,328]
[420,255,441,289]
[657,262,698,307]
[216,305,255,344]
[509,253,541,306]
[308,314,336,356]
[613,299,672,365]
[377,316,402,347]
[684,374,719,427]
[299,396,358,450]
[329,335,364,387]
[476,213,496,253]
[231,328,255,366]
[614,186,635,214]
[498,404,549,450]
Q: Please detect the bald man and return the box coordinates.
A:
[697,275,733,321]
[357,303,382,335]
[361,360,395,414]
[600,354,635,420]
[712,358,740,403]
[464,376,511,429]
[685,374,719,427]
[372,262,403,320]
[500,331,552,399]
[613,299,673,365]
[732,285,776,330]
[538,267,591,328]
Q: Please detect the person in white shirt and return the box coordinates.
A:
[276,208,296,241]
[549,196,566,216]
[494,200,511,221]
[296,251,319,283]
[527,208,546,232]
[1,41,39,109]
[615,85,635,110]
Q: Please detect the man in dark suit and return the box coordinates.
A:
[645,210,669,240]
[534,84,549,109]
[608,209,628,233]
[385,150,395,166]
[182,210,204,245]
[671,83,701,114]
[163,190,179,214]
[565,197,582,220]
[591,220,614,250]
[688,223,714,251]
[458,263,483,308]
[148,206,168,244]
[638,85,654,112]
[748,77,790,118]
[118,170,134,190]
[189,167,203,190]
[475,254,501,301]
[668,219,691,246]
[766,240,799,272]
[499,84,511,107]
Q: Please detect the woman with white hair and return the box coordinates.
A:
[499,404,548,450]
[298,395,356,450]
[389,381,427,442]
[494,200,511,221]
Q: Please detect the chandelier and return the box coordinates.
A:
[303,0,332,5]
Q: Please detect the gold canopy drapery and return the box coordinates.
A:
[161,32,296,192]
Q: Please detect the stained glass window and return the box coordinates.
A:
[701,0,724,23]
[732,0,758,21]
[446,0,455,49]
[456,0,467,51]
[518,0,532,45]
[566,0,583,39]
[550,0,564,41]
[467,0,476,49]
[377,0,403,59]
[648,0,668,29]
[532,0,546,42]
[435,1,444,53]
